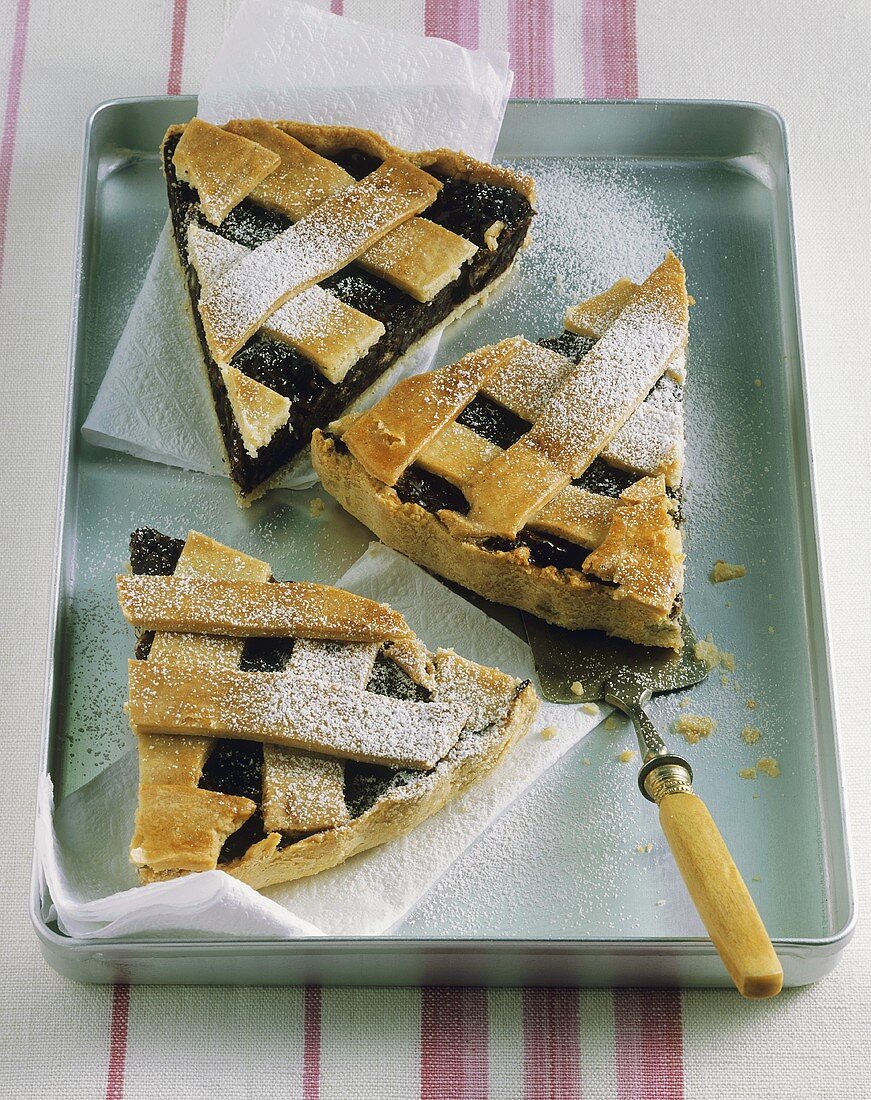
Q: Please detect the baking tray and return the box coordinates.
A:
[32,96,855,986]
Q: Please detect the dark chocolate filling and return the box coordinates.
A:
[128,528,514,864]
[162,133,534,498]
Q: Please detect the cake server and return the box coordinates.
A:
[522,612,783,999]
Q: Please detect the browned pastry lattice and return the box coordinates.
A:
[163,118,536,502]
[123,529,538,890]
[312,252,689,649]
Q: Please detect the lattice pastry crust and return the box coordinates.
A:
[312,253,690,649]
[162,118,536,503]
[122,529,538,888]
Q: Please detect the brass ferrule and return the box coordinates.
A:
[643,761,694,804]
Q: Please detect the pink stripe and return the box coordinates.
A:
[522,989,581,1100]
[614,990,683,1099]
[420,988,489,1099]
[330,0,344,13]
[508,0,555,98]
[0,0,31,288]
[104,984,130,1100]
[167,0,189,95]
[303,986,321,1100]
[582,0,638,98]
[425,0,480,50]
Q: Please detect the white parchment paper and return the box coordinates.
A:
[37,545,607,940]
[82,0,513,488]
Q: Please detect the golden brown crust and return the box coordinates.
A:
[222,681,539,892]
[270,120,537,206]
[459,251,688,537]
[171,119,281,226]
[129,529,540,888]
[131,784,257,873]
[117,575,413,642]
[341,338,523,486]
[311,432,683,650]
[162,120,536,215]
[199,157,442,362]
[134,532,271,878]
[582,475,684,616]
[219,364,291,457]
[127,659,471,770]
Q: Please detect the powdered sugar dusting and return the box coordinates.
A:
[117,575,412,643]
[188,224,384,384]
[200,159,440,360]
[131,661,471,770]
[517,253,686,473]
[521,158,676,301]
[604,374,684,482]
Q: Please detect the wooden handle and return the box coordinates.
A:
[658,791,783,999]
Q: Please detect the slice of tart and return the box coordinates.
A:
[120,528,538,890]
[162,118,536,504]
[312,252,689,650]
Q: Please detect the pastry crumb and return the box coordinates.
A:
[618,749,637,763]
[694,633,734,672]
[636,842,654,854]
[738,767,757,780]
[754,378,763,387]
[711,560,747,583]
[746,698,758,710]
[673,714,716,744]
[768,626,775,634]
[757,757,780,778]
[742,725,761,745]
[483,220,505,251]
[309,496,326,517]
[540,725,558,741]
[581,702,599,716]
[570,680,584,697]
[753,792,760,799]
[679,698,690,710]
[581,757,592,766]
[604,715,620,731]
[752,874,762,882]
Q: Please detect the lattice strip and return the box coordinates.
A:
[416,421,501,487]
[172,119,280,226]
[224,120,477,302]
[261,639,379,835]
[526,486,618,550]
[188,224,384,385]
[480,330,684,485]
[481,341,574,423]
[603,378,685,487]
[342,337,524,486]
[131,532,271,874]
[459,251,688,537]
[117,575,413,643]
[127,661,469,770]
[200,157,442,361]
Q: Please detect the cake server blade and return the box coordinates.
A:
[521,611,783,999]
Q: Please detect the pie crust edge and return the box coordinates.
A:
[141,679,538,891]
[311,431,684,650]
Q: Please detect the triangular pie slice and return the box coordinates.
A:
[312,252,690,650]
[163,118,536,504]
[122,528,538,889]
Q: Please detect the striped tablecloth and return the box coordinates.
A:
[2,1,869,1096]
